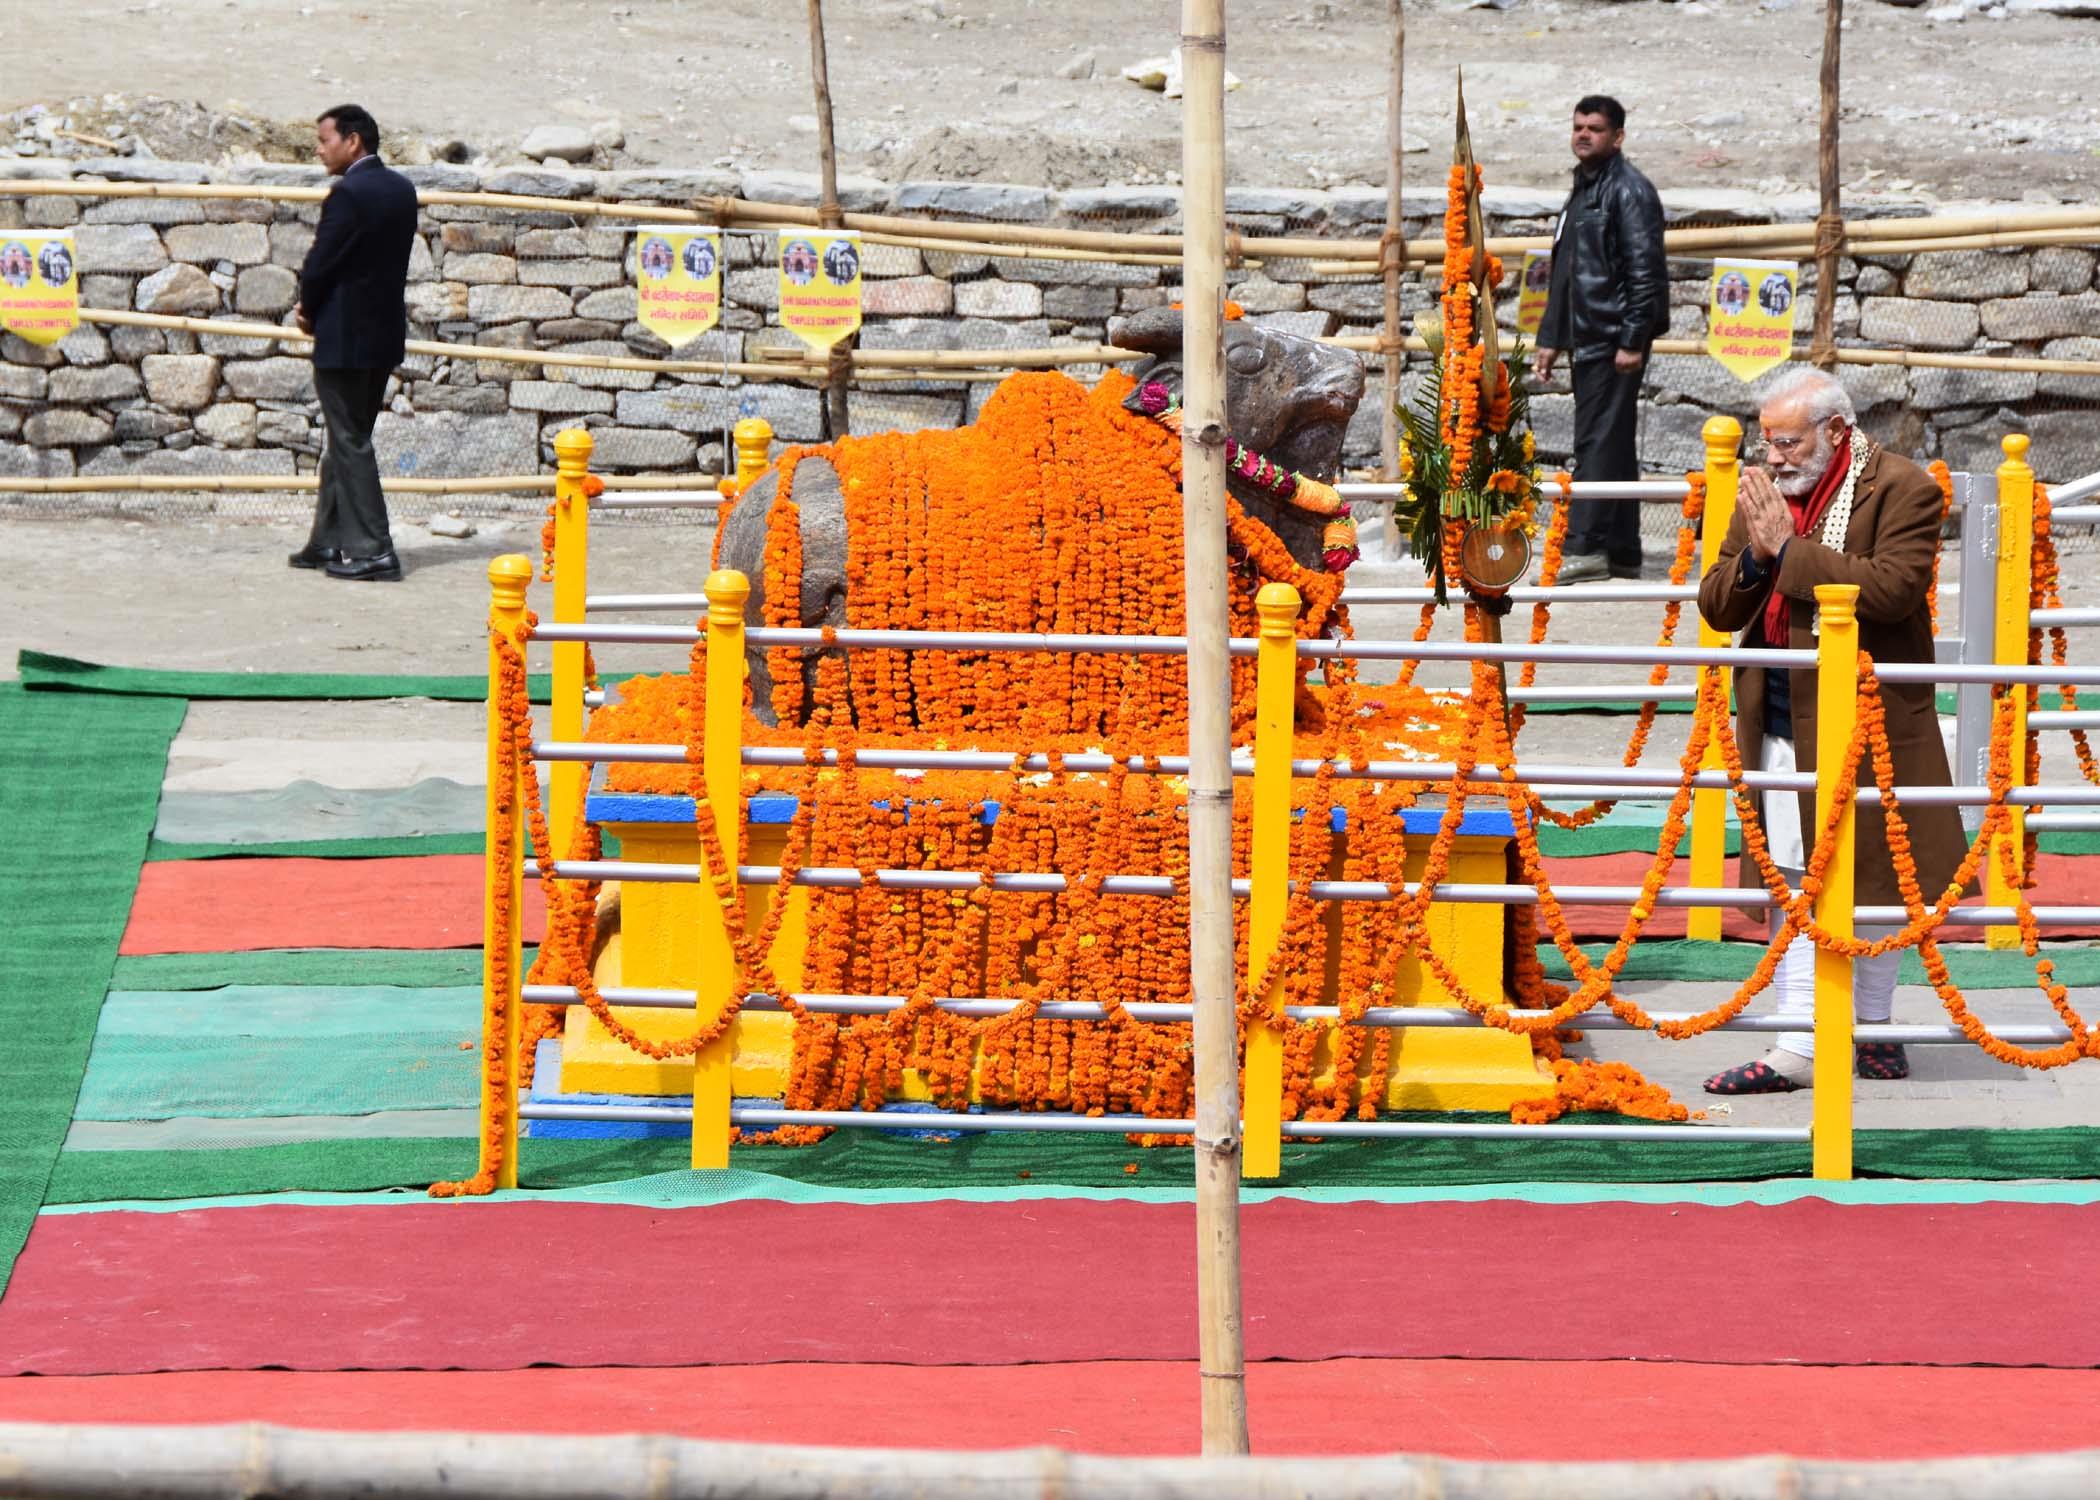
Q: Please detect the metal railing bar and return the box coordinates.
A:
[1340,584,1698,605]
[2030,607,2100,628]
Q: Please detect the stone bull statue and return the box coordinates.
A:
[715,307,1367,726]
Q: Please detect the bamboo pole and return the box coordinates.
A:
[1377,0,1406,487]
[807,0,852,440]
[1811,0,1843,369]
[1179,0,1251,1459]
[0,473,716,495]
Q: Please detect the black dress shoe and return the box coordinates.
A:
[324,550,404,582]
[289,545,336,570]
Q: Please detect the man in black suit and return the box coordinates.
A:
[291,103,419,581]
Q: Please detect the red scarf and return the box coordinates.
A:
[1762,431,1852,646]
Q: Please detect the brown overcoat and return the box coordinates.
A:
[1696,446,1967,910]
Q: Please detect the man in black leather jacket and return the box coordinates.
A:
[1532,95,1668,582]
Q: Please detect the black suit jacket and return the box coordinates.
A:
[300,156,419,370]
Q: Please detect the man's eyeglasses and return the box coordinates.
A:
[1759,433,1812,457]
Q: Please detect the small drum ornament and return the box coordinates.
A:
[1458,517,1531,599]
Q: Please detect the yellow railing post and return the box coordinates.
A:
[692,567,750,1169]
[1242,581,1300,1180]
[1687,415,1741,942]
[734,416,774,492]
[482,554,534,1191]
[1811,583,1860,1181]
[549,427,593,860]
[1986,434,2034,951]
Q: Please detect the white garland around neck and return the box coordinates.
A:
[1817,426,1876,551]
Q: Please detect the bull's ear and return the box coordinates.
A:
[1120,356,1184,417]
[1106,306,1184,356]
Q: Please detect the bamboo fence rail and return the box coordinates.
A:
[7,176,2100,265]
[2,1423,2099,1500]
[0,472,714,495]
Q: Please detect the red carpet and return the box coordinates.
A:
[3,1361,2096,1458]
[6,1198,2095,1376]
[120,856,546,954]
[1555,849,2100,941]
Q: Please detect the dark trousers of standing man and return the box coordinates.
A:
[309,366,395,560]
[1565,353,1645,575]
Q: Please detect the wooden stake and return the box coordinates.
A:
[1812,0,1843,370]
[1179,0,1250,1460]
[1378,0,1406,485]
[807,0,852,440]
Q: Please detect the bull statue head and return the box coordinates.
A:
[1107,306,1366,571]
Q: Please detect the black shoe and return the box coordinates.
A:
[1607,559,1646,580]
[325,550,404,582]
[289,545,336,570]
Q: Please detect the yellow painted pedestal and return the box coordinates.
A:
[562,802,1550,1112]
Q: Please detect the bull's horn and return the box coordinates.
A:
[1106,305,1184,356]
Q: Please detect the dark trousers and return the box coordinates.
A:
[310,365,394,559]
[1565,353,1645,569]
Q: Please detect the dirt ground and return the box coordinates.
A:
[6,0,2100,205]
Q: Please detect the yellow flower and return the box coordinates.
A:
[1521,431,1536,462]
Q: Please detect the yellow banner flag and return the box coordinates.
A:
[1515,249,1550,337]
[0,230,79,347]
[1706,257,1798,383]
[634,228,722,348]
[779,229,862,352]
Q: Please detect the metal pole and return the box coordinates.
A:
[1954,469,1999,818]
[1179,0,1250,1457]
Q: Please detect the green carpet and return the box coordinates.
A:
[1546,937,2100,989]
[109,948,532,990]
[0,681,185,1299]
[19,650,561,703]
[40,1123,2100,1207]
[147,833,488,861]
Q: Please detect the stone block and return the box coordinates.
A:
[538,317,624,343]
[1224,186,1331,221]
[1227,275,1307,315]
[406,235,436,281]
[194,402,259,447]
[406,282,470,323]
[0,440,74,477]
[1980,292,2100,343]
[1909,365,2038,411]
[617,383,824,443]
[59,325,109,366]
[724,267,779,311]
[519,124,596,163]
[995,256,1161,289]
[134,263,221,315]
[234,263,300,316]
[24,195,79,228]
[954,279,1043,318]
[923,249,992,279]
[397,164,483,192]
[508,380,615,415]
[77,446,295,478]
[2,332,66,368]
[1308,282,1387,320]
[108,324,166,360]
[860,242,923,279]
[1645,354,1763,417]
[256,409,317,448]
[23,409,114,445]
[114,408,187,441]
[269,221,316,267]
[222,356,315,402]
[577,286,639,321]
[374,410,538,477]
[1902,250,2029,301]
[653,329,744,366]
[75,223,167,274]
[47,365,142,403]
[2039,337,2100,399]
[1247,310,1338,340]
[517,257,623,289]
[441,223,514,255]
[547,340,655,391]
[584,426,698,469]
[468,285,573,321]
[406,381,506,414]
[894,181,1055,222]
[0,366,49,399]
[481,168,597,200]
[1858,296,1979,350]
[203,197,278,224]
[1639,401,1715,475]
[1838,363,1910,412]
[599,167,742,201]
[164,222,269,266]
[517,228,590,258]
[1854,264,1898,296]
[1042,284,1117,321]
[73,158,207,184]
[2026,408,2100,482]
[864,276,955,317]
[738,168,890,213]
[447,252,518,285]
[2030,247,2097,295]
[224,163,330,186]
[846,392,964,436]
[1058,185,1182,220]
[0,404,15,439]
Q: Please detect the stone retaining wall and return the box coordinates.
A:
[3,158,2097,486]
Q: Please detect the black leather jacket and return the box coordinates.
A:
[1538,152,1668,362]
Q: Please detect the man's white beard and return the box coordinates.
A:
[1774,431,1837,499]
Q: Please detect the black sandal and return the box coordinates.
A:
[1855,1041,1910,1080]
[1704,1059,1805,1095]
